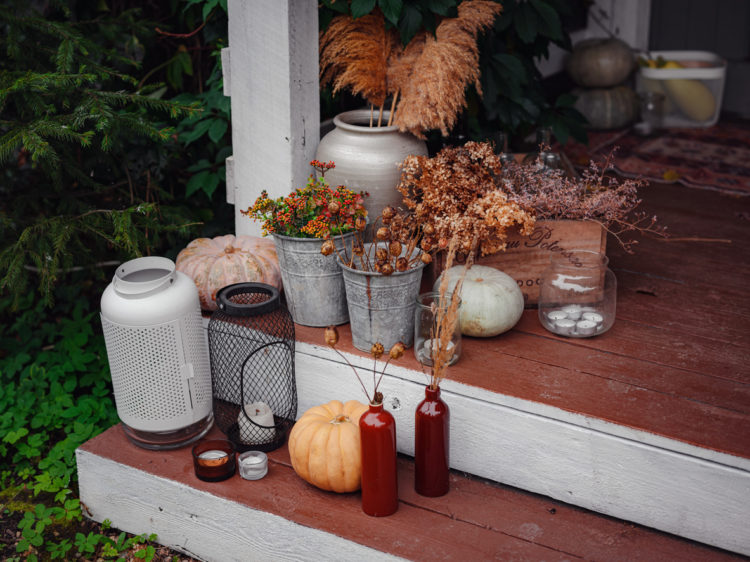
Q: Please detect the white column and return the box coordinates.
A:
[226,0,320,236]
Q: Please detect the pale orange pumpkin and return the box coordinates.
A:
[288,400,368,493]
[176,234,281,311]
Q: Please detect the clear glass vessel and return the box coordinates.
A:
[414,292,462,367]
[538,250,617,338]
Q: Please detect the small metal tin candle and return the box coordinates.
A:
[547,310,568,322]
[582,311,604,324]
[575,320,597,336]
[192,439,236,482]
[560,305,582,321]
[238,451,268,480]
[554,318,577,336]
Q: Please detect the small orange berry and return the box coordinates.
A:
[324,326,339,347]
[371,342,384,359]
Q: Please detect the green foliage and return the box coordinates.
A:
[0,284,166,559]
[0,2,204,307]
[318,0,588,145]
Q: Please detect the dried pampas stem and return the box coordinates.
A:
[387,90,399,126]
[377,104,384,127]
[370,104,374,127]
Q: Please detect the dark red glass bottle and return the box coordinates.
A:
[359,402,398,516]
[415,385,450,497]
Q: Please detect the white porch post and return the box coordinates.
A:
[225,0,320,236]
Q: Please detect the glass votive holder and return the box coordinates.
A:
[238,451,269,480]
[414,292,462,367]
[192,439,236,482]
[635,91,665,136]
[538,250,616,338]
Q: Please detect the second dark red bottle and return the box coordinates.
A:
[414,385,450,497]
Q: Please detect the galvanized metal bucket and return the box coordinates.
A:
[339,245,426,352]
[272,233,354,327]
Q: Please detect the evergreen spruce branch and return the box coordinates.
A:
[0,130,23,166]
[32,120,93,148]
[85,89,200,119]
[1,72,98,98]
[20,130,59,168]
[0,7,140,72]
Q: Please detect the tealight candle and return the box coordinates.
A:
[547,310,568,322]
[238,402,276,445]
[238,451,269,480]
[560,305,582,320]
[554,318,576,336]
[192,439,236,482]
[582,311,604,324]
[575,320,597,336]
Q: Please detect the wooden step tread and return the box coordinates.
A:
[78,424,743,561]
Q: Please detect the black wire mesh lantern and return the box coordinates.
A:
[208,282,296,452]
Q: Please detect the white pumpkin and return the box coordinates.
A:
[435,265,524,337]
[176,234,282,311]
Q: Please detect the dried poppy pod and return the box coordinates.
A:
[380,263,395,276]
[389,342,405,360]
[420,238,434,252]
[389,241,402,257]
[375,248,388,262]
[355,216,367,231]
[371,342,385,359]
[327,201,341,215]
[438,238,449,250]
[420,252,432,265]
[396,257,409,271]
[375,227,390,241]
[352,243,365,256]
[423,223,436,236]
[381,206,395,220]
[324,326,339,347]
[320,239,336,256]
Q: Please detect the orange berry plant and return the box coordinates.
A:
[242,160,368,238]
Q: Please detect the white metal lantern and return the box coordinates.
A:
[100,256,213,449]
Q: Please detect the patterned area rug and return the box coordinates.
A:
[560,120,750,195]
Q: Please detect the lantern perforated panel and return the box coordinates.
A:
[208,283,296,452]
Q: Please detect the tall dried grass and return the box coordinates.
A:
[319,1,502,138]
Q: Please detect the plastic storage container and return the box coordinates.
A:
[637,50,727,128]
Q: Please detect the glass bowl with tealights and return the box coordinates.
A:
[538,250,616,338]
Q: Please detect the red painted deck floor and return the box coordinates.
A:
[82,179,749,560]
[83,424,743,561]
[299,179,750,461]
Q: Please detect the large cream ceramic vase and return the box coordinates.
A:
[316,110,428,222]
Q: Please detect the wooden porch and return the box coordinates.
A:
[77,175,750,560]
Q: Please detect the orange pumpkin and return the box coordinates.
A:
[176,234,281,311]
[288,400,368,493]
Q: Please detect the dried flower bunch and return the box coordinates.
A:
[320,1,502,138]
[501,151,667,252]
[398,141,666,255]
[398,141,537,258]
[426,237,474,390]
[321,204,433,275]
[324,326,404,405]
[242,160,367,238]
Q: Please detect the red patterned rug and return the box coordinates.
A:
[561,120,750,195]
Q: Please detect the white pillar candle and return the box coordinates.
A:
[560,305,582,320]
[547,310,568,321]
[554,318,576,336]
[238,402,276,444]
[582,311,604,324]
[575,320,597,336]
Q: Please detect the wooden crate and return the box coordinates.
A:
[434,220,606,307]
